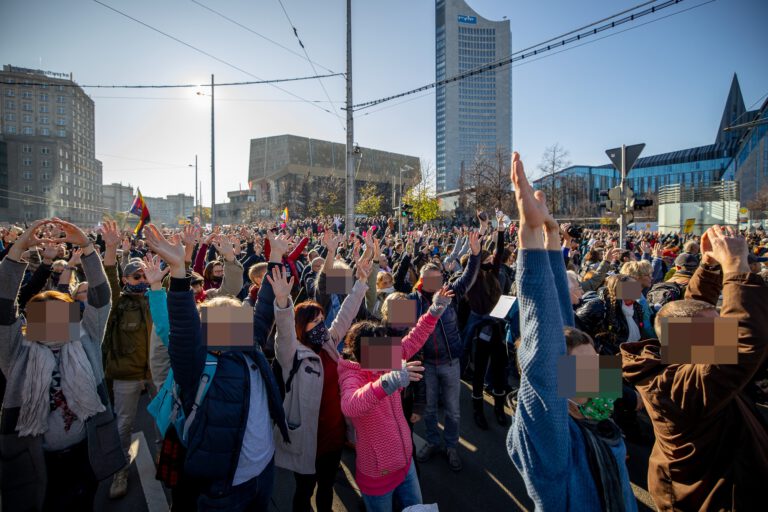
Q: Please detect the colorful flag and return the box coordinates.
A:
[280,207,288,222]
[129,188,151,236]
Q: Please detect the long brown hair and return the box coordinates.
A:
[294,301,325,346]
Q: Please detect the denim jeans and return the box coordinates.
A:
[198,458,275,511]
[423,359,461,448]
[361,460,422,512]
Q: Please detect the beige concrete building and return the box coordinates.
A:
[0,65,103,224]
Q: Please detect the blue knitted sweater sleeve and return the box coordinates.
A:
[508,249,571,509]
[547,250,575,328]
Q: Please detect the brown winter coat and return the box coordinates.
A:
[621,266,768,511]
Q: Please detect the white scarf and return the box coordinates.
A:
[621,302,641,342]
[17,339,105,437]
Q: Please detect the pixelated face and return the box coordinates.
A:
[201,305,254,351]
[616,279,642,303]
[659,312,738,364]
[360,336,403,371]
[558,344,621,404]
[326,268,354,295]
[421,271,443,293]
[386,299,418,329]
[26,301,80,344]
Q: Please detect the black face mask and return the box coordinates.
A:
[306,323,328,348]
[481,263,494,272]
[211,276,223,285]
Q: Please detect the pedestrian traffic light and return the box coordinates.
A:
[401,203,412,217]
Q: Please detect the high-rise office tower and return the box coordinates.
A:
[436,0,511,193]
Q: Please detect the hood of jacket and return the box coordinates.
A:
[619,338,665,387]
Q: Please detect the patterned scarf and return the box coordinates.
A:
[17,339,105,437]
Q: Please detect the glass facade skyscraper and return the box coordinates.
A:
[435,0,511,193]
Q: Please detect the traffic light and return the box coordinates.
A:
[634,198,654,209]
[401,203,412,217]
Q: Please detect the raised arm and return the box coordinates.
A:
[447,231,481,298]
[328,261,372,345]
[506,153,571,509]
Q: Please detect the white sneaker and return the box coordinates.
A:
[109,469,129,499]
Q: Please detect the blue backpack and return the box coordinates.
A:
[145,288,218,446]
[148,355,217,445]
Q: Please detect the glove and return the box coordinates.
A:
[380,368,409,395]
[429,292,452,318]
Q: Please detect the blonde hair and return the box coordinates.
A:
[620,260,651,279]
[376,271,394,291]
[248,262,269,284]
[380,292,408,324]
[197,296,242,312]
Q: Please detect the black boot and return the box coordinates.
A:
[473,397,489,430]
[494,393,509,426]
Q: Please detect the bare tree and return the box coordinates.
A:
[746,184,768,220]
[468,146,516,217]
[537,143,571,216]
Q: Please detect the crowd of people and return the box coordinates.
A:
[0,152,767,512]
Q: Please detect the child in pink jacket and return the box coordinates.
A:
[337,288,453,512]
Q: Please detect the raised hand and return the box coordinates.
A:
[429,285,455,317]
[652,242,663,259]
[355,258,373,282]
[511,152,553,249]
[265,264,294,309]
[100,220,121,247]
[640,241,652,254]
[50,217,90,247]
[143,224,185,277]
[182,225,198,247]
[267,230,290,262]
[469,230,481,255]
[141,254,170,289]
[229,235,242,256]
[211,235,236,262]
[68,247,83,267]
[705,225,749,274]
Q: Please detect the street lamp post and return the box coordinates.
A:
[197,75,215,226]
[188,154,198,222]
[399,164,413,236]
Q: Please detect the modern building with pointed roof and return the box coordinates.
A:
[532,74,767,213]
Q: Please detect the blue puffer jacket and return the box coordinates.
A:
[408,253,480,365]
[167,267,289,496]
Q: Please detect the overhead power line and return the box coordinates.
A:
[91,0,340,116]
[274,0,345,131]
[352,0,692,111]
[0,72,343,90]
[189,0,337,75]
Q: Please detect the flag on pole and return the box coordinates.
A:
[280,207,288,222]
[129,189,151,236]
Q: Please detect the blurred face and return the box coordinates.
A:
[750,262,761,273]
[192,283,203,295]
[567,343,598,406]
[638,273,652,289]
[378,254,388,267]
[568,279,583,305]
[378,274,393,291]
[212,264,224,278]
[421,270,442,293]
[52,262,66,273]
[311,259,324,273]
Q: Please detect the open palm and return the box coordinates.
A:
[144,224,185,268]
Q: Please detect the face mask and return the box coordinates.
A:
[306,323,328,348]
[380,286,395,294]
[211,276,223,285]
[124,282,149,294]
[572,397,615,422]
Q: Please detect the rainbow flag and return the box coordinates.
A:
[129,189,151,235]
[280,207,288,222]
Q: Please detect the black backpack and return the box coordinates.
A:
[646,282,685,311]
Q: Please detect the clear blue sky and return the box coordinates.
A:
[1,0,766,203]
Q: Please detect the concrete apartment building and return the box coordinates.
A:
[102,182,193,226]
[435,0,511,193]
[0,65,103,224]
